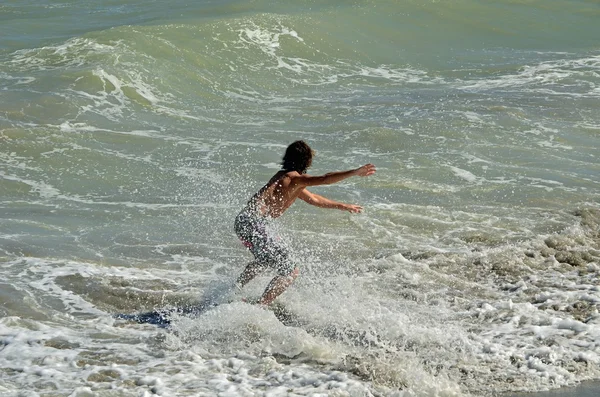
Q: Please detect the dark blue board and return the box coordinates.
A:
[114,300,300,328]
[114,304,213,328]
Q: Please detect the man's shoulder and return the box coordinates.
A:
[275,171,304,188]
[277,170,301,181]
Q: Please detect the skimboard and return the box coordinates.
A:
[113,304,209,327]
[114,299,300,327]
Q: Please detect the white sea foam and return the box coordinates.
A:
[353,65,435,84]
[457,54,600,98]
[10,38,118,71]
[0,169,229,211]
[237,22,303,59]
[0,256,469,396]
[5,214,598,396]
[2,9,600,397]
[449,166,479,183]
[65,68,165,121]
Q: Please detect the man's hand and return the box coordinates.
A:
[343,204,363,213]
[356,164,376,177]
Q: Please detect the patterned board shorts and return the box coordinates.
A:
[234,210,295,276]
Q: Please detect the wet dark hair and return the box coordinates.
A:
[281,140,314,174]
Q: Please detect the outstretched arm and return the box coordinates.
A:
[292,164,376,188]
[298,189,363,213]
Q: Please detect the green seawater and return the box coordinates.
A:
[1,1,599,396]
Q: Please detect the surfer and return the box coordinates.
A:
[234,140,376,305]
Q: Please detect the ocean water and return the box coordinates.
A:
[1,0,599,396]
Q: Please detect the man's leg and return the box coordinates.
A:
[258,267,299,305]
[236,261,266,288]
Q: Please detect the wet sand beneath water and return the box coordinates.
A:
[505,381,600,397]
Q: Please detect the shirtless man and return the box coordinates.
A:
[234,140,376,305]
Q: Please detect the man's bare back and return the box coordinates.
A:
[234,141,375,305]
[250,165,376,219]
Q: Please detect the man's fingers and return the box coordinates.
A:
[359,163,376,176]
[349,205,363,213]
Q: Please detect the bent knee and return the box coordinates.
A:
[280,266,299,280]
[289,267,299,280]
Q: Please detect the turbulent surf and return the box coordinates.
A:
[1,0,599,396]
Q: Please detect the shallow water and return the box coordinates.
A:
[1,1,599,396]
[508,381,600,397]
